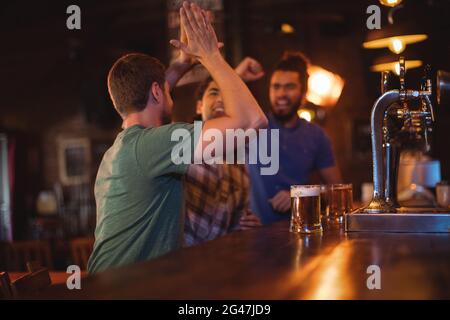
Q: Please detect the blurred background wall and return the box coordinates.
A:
[0,0,449,241]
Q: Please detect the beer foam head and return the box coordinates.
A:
[290,185,320,197]
[331,183,353,191]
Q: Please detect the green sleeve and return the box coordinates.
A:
[135,123,195,177]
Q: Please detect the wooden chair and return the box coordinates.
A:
[70,237,94,270]
[11,268,52,298]
[1,240,53,271]
[0,272,13,299]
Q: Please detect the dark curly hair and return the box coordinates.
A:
[272,51,310,101]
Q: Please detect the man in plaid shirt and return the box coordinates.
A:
[184,58,264,246]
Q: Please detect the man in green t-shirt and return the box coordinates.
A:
[87,2,267,273]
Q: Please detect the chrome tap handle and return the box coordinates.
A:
[421,65,435,122]
[423,95,435,122]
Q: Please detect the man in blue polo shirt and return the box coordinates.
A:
[248,51,342,224]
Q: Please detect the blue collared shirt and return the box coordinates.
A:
[248,113,335,224]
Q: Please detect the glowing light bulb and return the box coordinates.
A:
[310,72,332,95]
[394,62,406,76]
[298,109,313,122]
[394,63,400,75]
[281,23,295,34]
[370,60,421,74]
[389,39,405,54]
[379,0,402,7]
[306,65,344,107]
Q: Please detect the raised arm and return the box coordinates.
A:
[166,9,223,91]
[165,60,194,92]
[235,57,265,83]
[165,11,196,91]
[170,2,268,159]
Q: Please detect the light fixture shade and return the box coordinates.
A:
[306,65,344,107]
[363,21,428,54]
[379,0,402,8]
[370,53,423,75]
[364,34,427,53]
[370,60,423,75]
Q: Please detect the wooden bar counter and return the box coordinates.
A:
[37,220,450,299]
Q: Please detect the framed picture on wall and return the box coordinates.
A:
[58,138,91,186]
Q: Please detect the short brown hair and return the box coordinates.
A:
[107,53,166,117]
[272,51,310,99]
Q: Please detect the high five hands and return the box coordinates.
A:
[170,1,224,64]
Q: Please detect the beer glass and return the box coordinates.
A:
[290,185,322,234]
[320,184,331,219]
[328,183,353,224]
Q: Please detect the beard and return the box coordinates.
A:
[270,95,302,123]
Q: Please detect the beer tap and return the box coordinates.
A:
[346,59,450,233]
[362,56,434,213]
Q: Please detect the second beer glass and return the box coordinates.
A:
[328,183,353,223]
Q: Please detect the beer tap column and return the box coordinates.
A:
[362,57,422,213]
[362,89,400,213]
[363,90,425,213]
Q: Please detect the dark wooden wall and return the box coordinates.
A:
[1,0,450,238]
